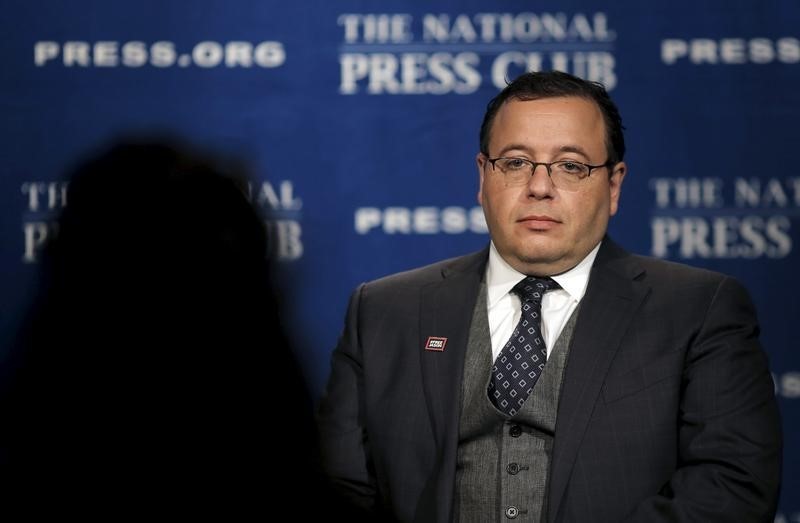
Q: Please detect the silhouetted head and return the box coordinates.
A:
[3,139,320,512]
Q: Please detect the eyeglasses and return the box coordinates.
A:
[484,156,613,192]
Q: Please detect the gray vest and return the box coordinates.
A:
[454,282,580,523]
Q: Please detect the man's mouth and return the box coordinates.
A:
[517,215,560,230]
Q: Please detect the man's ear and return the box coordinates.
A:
[608,161,626,216]
[477,153,486,206]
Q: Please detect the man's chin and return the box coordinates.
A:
[518,251,562,267]
[515,239,563,265]
[500,248,566,275]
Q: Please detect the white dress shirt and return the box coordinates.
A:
[485,241,601,362]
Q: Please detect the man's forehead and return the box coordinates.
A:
[486,96,607,157]
[500,95,602,115]
[494,95,604,127]
[491,96,605,136]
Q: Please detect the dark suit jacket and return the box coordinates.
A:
[318,238,781,522]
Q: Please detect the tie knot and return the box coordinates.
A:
[512,276,560,303]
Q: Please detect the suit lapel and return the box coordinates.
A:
[415,248,487,523]
[548,239,650,522]
[418,248,487,447]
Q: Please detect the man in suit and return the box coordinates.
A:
[317,71,781,522]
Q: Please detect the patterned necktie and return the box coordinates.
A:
[488,276,561,417]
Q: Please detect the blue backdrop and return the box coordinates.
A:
[1,1,797,517]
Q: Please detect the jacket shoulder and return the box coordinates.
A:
[632,254,728,284]
[617,253,757,314]
[601,238,728,286]
[361,248,487,295]
[599,238,750,300]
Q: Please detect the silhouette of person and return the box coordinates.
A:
[2,140,354,517]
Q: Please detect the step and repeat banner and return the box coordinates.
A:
[1,0,798,517]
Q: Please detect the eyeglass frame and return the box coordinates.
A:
[482,155,615,188]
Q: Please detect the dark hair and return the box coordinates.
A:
[479,70,625,164]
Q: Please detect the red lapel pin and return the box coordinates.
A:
[424,336,448,351]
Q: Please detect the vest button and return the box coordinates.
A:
[505,506,519,519]
[509,424,522,437]
[507,462,520,474]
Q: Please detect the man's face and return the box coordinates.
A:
[477,96,626,276]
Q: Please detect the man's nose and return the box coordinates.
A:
[527,163,555,197]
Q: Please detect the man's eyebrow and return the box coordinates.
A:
[494,144,592,159]
[495,143,533,156]
[558,145,591,159]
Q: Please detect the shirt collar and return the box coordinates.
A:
[486,241,602,307]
